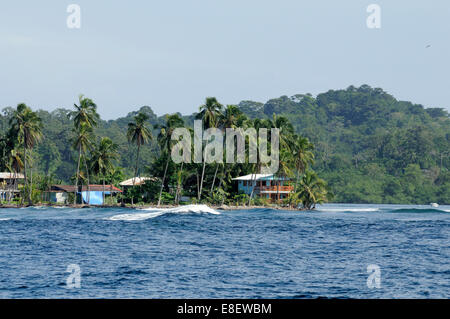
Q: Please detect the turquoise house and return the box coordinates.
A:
[232,174,293,202]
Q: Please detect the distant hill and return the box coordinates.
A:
[1,85,449,204]
[236,85,450,204]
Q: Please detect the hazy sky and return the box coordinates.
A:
[1,0,449,119]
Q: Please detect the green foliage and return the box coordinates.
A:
[0,85,448,205]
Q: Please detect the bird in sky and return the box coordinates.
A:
[426,44,431,48]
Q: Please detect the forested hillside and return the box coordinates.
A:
[1,85,449,204]
[238,85,450,204]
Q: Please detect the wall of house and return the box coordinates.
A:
[51,192,68,204]
[237,179,271,195]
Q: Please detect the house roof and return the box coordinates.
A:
[51,185,122,193]
[232,174,274,181]
[119,177,158,186]
[0,172,25,179]
[232,174,291,181]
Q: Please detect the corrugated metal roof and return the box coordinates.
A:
[232,174,291,181]
[232,174,274,181]
[51,185,122,193]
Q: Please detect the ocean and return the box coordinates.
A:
[0,204,449,298]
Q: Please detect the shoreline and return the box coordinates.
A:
[0,203,306,211]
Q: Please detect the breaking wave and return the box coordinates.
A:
[108,204,220,221]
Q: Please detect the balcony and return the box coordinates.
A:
[255,185,294,193]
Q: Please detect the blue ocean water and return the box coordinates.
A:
[0,204,449,298]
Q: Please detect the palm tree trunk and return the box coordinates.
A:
[83,156,90,205]
[23,144,29,205]
[210,164,219,195]
[248,163,259,206]
[134,143,141,180]
[9,171,15,204]
[74,145,81,205]
[248,173,256,206]
[217,164,225,192]
[110,178,113,202]
[196,171,200,200]
[199,147,207,200]
[277,179,280,204]
[131,143,141,205]
[30,166,33,204]
[157,156,170,207]
[175,162,183,205]
[103,177,106,205]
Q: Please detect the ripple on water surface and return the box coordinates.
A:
[0,204,449,298]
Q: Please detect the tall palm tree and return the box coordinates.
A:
[264,114,296,204]
[246,118,268,204]
[69,95,99,204]
[90,137,119,204]
[69,95,99,129]
[9,104,43,205]
[72,124,94,204]
[292,135,315,190]
[195,97,223,200]
[155,114,184,206]
[127,112,152,205]
[267,114,294,150]
[213,105,246,195]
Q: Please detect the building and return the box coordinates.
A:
[0,172,24,201]
[49,185,122,205]
[119,177,158,187]
[232,174,294,202]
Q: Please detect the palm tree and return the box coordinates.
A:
[72,124,94,204]
[294,170,329,210]
[69,95,99,204]
[127,112,152,205]
[213,105,246,195]
[246,118,268,204]
[69,95,99,129]
[9,104,43,205]
[292,135,315,190]
[196,97,223,200]
[155,114,185,206]
[90,137,119,204]
[267,114,295,151]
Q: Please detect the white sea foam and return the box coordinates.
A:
[0,218,11,221]
[108,204,220,221]
[108,211,166,221]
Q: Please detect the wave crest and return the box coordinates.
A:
[108,204,220,221]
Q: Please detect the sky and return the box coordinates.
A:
[0,0,449,119]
